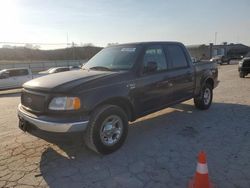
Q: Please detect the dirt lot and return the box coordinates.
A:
[0,64,250,188]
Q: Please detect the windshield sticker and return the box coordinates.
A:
[121,48,136,52]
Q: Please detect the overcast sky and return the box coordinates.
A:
[0,0,249,49]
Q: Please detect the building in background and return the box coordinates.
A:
[187,43,250,61]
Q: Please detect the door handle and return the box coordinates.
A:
[157,81,173,87]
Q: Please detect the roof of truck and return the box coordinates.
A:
[108,41,184,47]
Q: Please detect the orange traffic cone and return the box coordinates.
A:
[188,151,213,188]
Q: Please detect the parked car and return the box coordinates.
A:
[18,42,219,154]
[39,67,70,75]
[0,68,39,90]
[210,55,230,65]
[69,65,81,70]
[210,54,245,65]
[238,57,250,78]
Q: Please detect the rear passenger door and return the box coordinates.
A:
[164,44,195,102]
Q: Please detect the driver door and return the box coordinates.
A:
[134,45,173,115]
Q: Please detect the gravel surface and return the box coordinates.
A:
[0,64,250,188]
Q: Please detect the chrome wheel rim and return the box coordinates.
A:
[203,88,211,105]
[100,115,123,146]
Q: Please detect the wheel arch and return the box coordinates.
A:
[205,77,214,89]
[93,97,135,121]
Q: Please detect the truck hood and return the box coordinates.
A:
[23,69,118,92]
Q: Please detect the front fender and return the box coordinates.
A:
[194,70,214,96]
[80,82,133,113]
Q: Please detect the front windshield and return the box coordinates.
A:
[83,45,140,71]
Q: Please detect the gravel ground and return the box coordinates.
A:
[0,64,250,188]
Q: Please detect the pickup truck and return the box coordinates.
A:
[0,68,37,90]
[238,57,250,78]
[17,42,219,154]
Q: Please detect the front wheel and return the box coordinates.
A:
[84,105,128,154]
[239,72,245,78]
[194,84,213,110]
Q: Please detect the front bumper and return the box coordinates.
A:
[238,67,250,72]
[17,104,89,133]
[214,80,219,89]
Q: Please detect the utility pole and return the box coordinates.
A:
[72,42,75,60]
[66,33,69,48]
[214,32,217,45]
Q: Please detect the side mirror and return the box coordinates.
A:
[144,61,158,73]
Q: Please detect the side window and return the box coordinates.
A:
[143,45,167,73]
[9,69,28,77]
[19,69,29,76]
[168,45,188,69]
[0,70,9,78]
[9,70,18,77]
[57,68,68,72]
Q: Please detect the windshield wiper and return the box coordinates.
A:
[89,66,112,71]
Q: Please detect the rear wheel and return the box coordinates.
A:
[84,105,128,154]
[194,83,213,110]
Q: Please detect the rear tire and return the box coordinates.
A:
[194,83,213,110]
[84,105,128,155]
[239,72,245,78]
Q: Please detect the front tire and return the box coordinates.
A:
[239,72,245,78]
[194,84,213,110]
[84,105,128,154]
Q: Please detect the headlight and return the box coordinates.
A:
[49,97,81,110]
[239,61,243,67]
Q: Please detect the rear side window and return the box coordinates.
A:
[9,69,29,77]
[168,45,188,69]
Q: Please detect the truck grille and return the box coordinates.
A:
[243,60,250,67]
[21,91,46,112]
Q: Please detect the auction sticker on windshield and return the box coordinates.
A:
[121,48,136,52]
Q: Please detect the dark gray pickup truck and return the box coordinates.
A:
[18,42,219,154]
